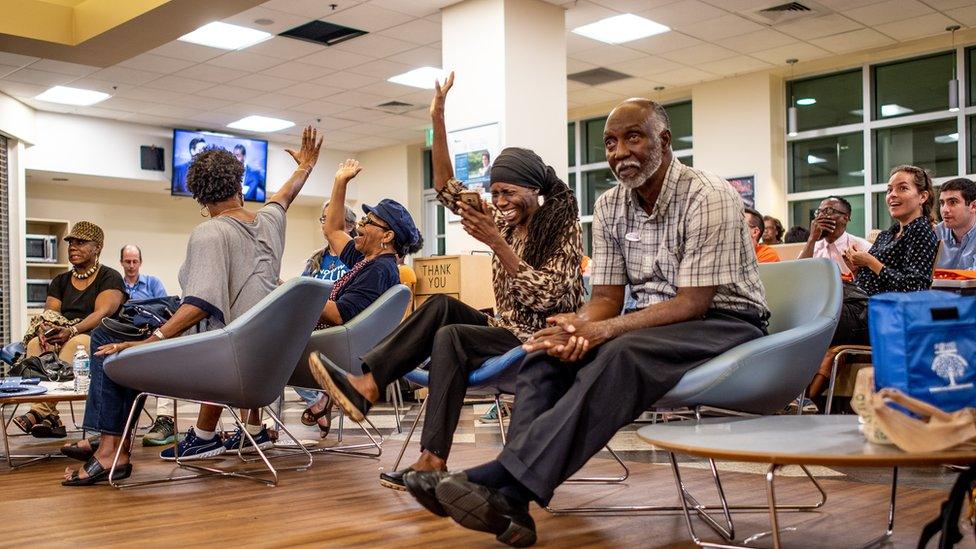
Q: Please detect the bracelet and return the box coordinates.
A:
[152,328,166,340]
[296,166,310,174]
[68,325,78,337]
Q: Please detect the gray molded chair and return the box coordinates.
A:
[549,258,843,541]
[103,277,332,487]
[286,284,412,456]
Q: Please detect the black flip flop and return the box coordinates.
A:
[31,415,67,439]
[60,439,100,462]
[62,457,132,487]
[11,410,43,435]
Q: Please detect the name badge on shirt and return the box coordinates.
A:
[625,232,641,242]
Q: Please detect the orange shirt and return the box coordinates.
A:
[755,244,781,263]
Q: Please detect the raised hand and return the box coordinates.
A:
[335,158,362,184]
[429,71,455,118]
[286,125,324,170]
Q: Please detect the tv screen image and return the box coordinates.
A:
[171,129,269,202]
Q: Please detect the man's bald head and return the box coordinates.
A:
[609,98,671,135]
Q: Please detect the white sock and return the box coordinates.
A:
[192,427,216,440]
[245,423,263,435]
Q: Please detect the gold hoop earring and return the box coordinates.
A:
[200,206,210,218]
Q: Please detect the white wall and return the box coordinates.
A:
[0,93,36,145]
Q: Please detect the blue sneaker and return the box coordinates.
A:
[223,426,274,454]
[160,429,226,461]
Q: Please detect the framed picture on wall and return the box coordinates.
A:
[727,175,755,208]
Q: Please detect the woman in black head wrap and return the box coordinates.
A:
[310,72,584,491]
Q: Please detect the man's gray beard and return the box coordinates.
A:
[613,151,661,190]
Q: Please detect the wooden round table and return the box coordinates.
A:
[637,415,976,549]
[1,382,86,468]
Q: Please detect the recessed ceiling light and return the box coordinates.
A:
[572,14,669,45]
[934,132,959,144]
[227,115,294,133]
[388,66,446,89]
[880,104,913,117]
[178,21,272,50]
[796,97,816,106]
[35,85,110,106]
[806,154,827,165]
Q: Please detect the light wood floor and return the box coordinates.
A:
[0,403,967,548]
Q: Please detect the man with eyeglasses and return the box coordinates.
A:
[797,196,869,278]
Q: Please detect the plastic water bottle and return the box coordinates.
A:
[73,345,90,393]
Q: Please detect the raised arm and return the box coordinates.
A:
[430,71,455,193]
[323,159,363,256]
[270,125,323,211]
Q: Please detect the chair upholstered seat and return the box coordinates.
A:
[403,345,527,391]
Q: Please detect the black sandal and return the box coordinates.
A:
[30,414,67,439]
[62,457,132,487]
[300,394,333,426]
[11,410,44,435]
[61,439,100,462]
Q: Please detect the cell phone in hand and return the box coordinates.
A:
[458,190,483,212]
[43,327,60,338]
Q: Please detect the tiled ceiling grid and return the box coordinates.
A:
[0,0,973,151]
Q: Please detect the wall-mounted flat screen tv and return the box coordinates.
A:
[171,129,268,202]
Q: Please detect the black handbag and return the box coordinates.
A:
[10,352,74,382]
[101,296,181,341]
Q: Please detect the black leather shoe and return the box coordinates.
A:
[404,470,458,517]
[308,352,371,422]
[435,475,536,547]
[60,438,100,462]
[379,467,413,491]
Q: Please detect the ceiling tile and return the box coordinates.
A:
[245,92,309,109]
[117,53,197,74]
[176,63,249,83]
[188,110,240,127]
[625,32,703,55]
[313,70,378,90]
[698,0,779,8]
[278,81,344,99]
[143,74,215,94]
[244,36,326,60]
[259,0,349,19]
[388,46,442,67]
[928,0,975,8]
[334,34,418,58]
[652,66,717,86]
[3,68,75,87]
[570,44,646,65]
[564,1,617,29]
[114,86,186,104]
[568,87,626,105]
[144,104,202,119]
[815,0,887,9]
[378,18,441,45]
[677,14,765,41]
[222,6,313,35]
[260,61,334,81]
[809,28,896,54]
[299,48,376,70]
[149,41,225,63]
[946,5,976,26]
[750,42,832,65]
[697,55,773,77]
[358,79,416,98]
[326,89,390,108]
[226,73,298,92]
[608,56,685,78]
[293,99,355,116]
[207,51,282,72]
[367,0,445,18]
[774,14,864,40]
[843,0,934,26]
[322,4,415,32]
[196,85,262,102]
[595,77,659,97]
[72,106,131,121]
[875,12,960,40]
[333,106,390,121]
[0,64,19,79]
[28,59,100,77]
[567,33,604,55]
[0,81,47,99]
[719,29,798,54]
[62,77,133,95]
[659,44,738,65]
[91,65,163,85]
[590,0,677,12]
[0,52,39,68]
[347,58,413,79]
[373,114,427,129]
[639,0,726,28]
[92,96,146,112]
[184,95,233,111]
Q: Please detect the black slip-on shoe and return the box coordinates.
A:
[60,438,100,462]
[404,470,458,517]
[435,476,537,547]
[308,352,371,422]
[380,467,413,491]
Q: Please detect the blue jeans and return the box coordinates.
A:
[82,327,144,436]
[294,388,323,407]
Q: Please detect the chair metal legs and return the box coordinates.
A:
[108,392,313,488]
[391,396,428,472]
[305,409,385,459]
[825,347,872,414]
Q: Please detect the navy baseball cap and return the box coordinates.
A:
[362,199,420,249]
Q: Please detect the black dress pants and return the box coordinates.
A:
[496,310,764,505]
[361,294,521,459]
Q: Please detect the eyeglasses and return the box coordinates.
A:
[357,216,390,231]
[814,207,848,217]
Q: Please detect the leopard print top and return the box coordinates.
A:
[437,178,585,341]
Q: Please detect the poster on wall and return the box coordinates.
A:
[727,175,755,208]
[446,122,500,221]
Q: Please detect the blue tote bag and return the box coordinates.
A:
[868,290,976,412]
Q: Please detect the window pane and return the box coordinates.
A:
[875,119,958,182]
[874,52,954,119]
[582,222,592,257]
[970,116,976,174]
[872,192,893,232]
[789,70,863,131]
[583,168,617,216]
[582,116,607,164]
[667,101,692,149]
[681,155,693,167]
[789,132,864,192]
[436,204,445,234]
[423,149,433,189]
[568,122,576,167]
[790,194,865,238]
[969,47,976,106]
[437,237,445,256]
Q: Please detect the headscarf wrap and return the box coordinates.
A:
[490,147,562,195]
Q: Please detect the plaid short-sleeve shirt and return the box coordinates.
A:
[591,158,768,317]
